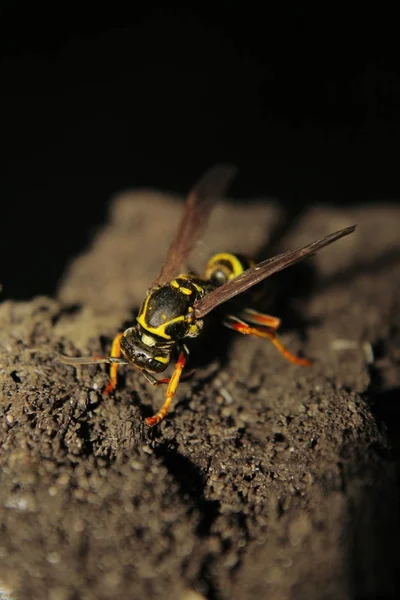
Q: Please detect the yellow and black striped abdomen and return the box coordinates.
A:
[204,253,254,286]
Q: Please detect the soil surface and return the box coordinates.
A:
[1,189,400,600]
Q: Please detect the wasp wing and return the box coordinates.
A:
[153,164,237,286]
[193,225,356,318]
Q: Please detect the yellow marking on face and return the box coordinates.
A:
[179,287,192,295]
[141,333,157,347]
[155,355,169,364]
[171,280,180,288]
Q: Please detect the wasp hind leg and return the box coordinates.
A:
[224,311,311,367]
[145,346,189,426]
[237,308,281,331]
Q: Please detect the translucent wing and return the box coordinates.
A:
[193,225,356,318]
[153,164,237,286]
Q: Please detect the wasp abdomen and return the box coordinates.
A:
[205,253,254,286]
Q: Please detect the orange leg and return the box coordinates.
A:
[153,369,195,386]
[239,308,281,331]
[145,350,188,426]
[104,332,124,395]
[224,315,311,367]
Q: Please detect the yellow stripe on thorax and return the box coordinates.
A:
[137,283,198,340]
[178,287,192,295]
[136,293,173,340]
[175,275,204,294]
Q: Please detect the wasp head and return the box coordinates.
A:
[120,326,171,374]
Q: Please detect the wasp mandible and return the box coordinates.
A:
[59,165,356,426]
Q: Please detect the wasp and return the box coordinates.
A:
[59,165,356,426]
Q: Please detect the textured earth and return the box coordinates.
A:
[0,189,399,600]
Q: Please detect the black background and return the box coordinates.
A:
[1,6,399,299]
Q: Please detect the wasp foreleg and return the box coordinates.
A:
[103,332,125,395]
[58,337,128,394]
[145,346,189,426]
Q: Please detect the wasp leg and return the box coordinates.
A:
[224,315,311,367]
[238,308,281,331]
[104,332,124,395]
[142,368,195,387]
[145,347,189,426]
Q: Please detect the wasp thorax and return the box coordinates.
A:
[120,326,171,373]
